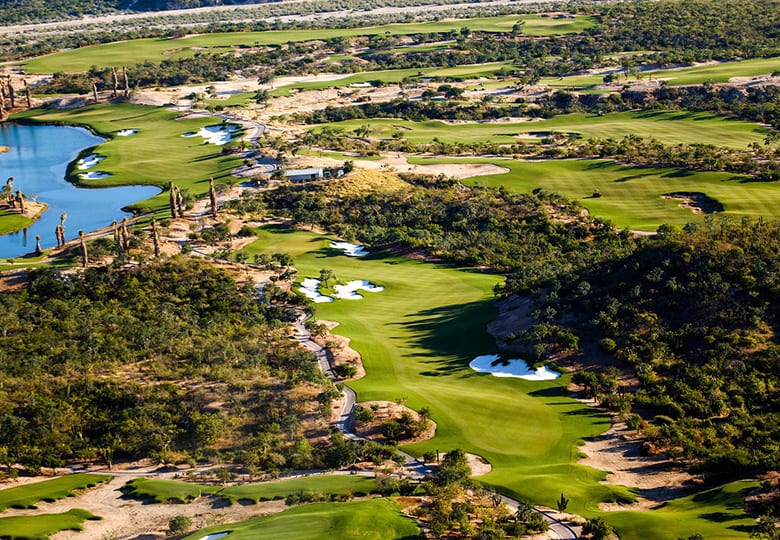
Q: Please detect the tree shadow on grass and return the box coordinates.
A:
[389,299,498,378]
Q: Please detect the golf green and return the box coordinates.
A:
[181,498,421,540]
[407,157,780,230]
[0,474,111,511]
[12,103,243,215]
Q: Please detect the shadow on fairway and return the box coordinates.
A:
[390,300,497,377]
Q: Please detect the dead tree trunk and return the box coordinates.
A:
[169,181,178,219]
[152,219,160,257]
[79,231,88,267]
[122,67,129,97]
[209,177,218,219]
[92,82,98,102]
[112,220,121,256]
[121,217,129,251]
[175,186,184,217]
[16,190,23,213]
[111,67,118,98]
[23,79,31,109]
[7,78,14,109]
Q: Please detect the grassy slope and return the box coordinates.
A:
[0,474,111,511]
[316,110,770,148]
[0,208,33,235]
[126,475,377,504]
[23,14,595,73]
[407,157,780,230]
[0,509,98,539]
[181,498,421,540]
[240,225,758,539]
[11,103,242,214]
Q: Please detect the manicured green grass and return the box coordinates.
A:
[240,225,760,538]
[11,103,243,214]
[125,478,221,504]
[271,62,519,96]
[316,110,770,148]
[0,208,33,235]
[181,499,421,540]
[22,14,595,73]
[604,481,759,540]
[240,226,622,513]
[407,157,780,230]
[0,474,111,511]
[126,475,377,504]
[0,509,99,539]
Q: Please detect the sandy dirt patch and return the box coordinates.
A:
[465,453,492,477]
[579,421,700,510]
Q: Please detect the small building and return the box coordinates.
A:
[284,168,324,182]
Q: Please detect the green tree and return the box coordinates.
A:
[168,515,192,535]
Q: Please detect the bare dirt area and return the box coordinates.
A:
[466,453,492,477]
[579,421,700,511]
[0,473,288,540]
[314,320,366,380]
[352,400,436,445]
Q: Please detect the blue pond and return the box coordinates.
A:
[0,123,160,258]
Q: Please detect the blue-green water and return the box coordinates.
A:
[0,123,159,258]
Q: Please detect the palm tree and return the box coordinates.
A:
[168,181,178,219]
[34,235,41,255]
[151,219,160,257]
[209,177,218,219]
[121,218,129,251]
[79,231,88,267]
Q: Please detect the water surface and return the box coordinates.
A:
[0,123,159,258]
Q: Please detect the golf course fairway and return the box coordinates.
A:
[240,225,758,539]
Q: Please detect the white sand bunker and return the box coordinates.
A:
[198,534,228,540]
[77,154,105,169]
[331,241,369,257]
[299,278,334,303]
[469,354,560,381]
[334,280,384,300]
[117,129,138,136]
[182,124,239,145]
[79,171,112,180]
[299,278,383,302]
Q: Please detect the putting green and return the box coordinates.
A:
[126,475,377,504]
[181,498,421,540]
[407,157,780,230]
[316,110,770,149]
[0,508,98,538]
[0,474,111,511]
[23,14,595,74]
[240,225,759,539]
[11,103,243,214]
[0,208,33,235]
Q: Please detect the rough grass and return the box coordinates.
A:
[180,499,422,540]
[316,111,770,149]
[0,509,99,539]
[11,103,243,215]
[125,475,377,504]
[407,157,780,230]
[322,170,411,197]
[23,14,595,73]
[0,474,111,511]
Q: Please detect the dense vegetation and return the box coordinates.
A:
[508,218,780,474]
[0,258,334,473]
[252,174,627,273]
